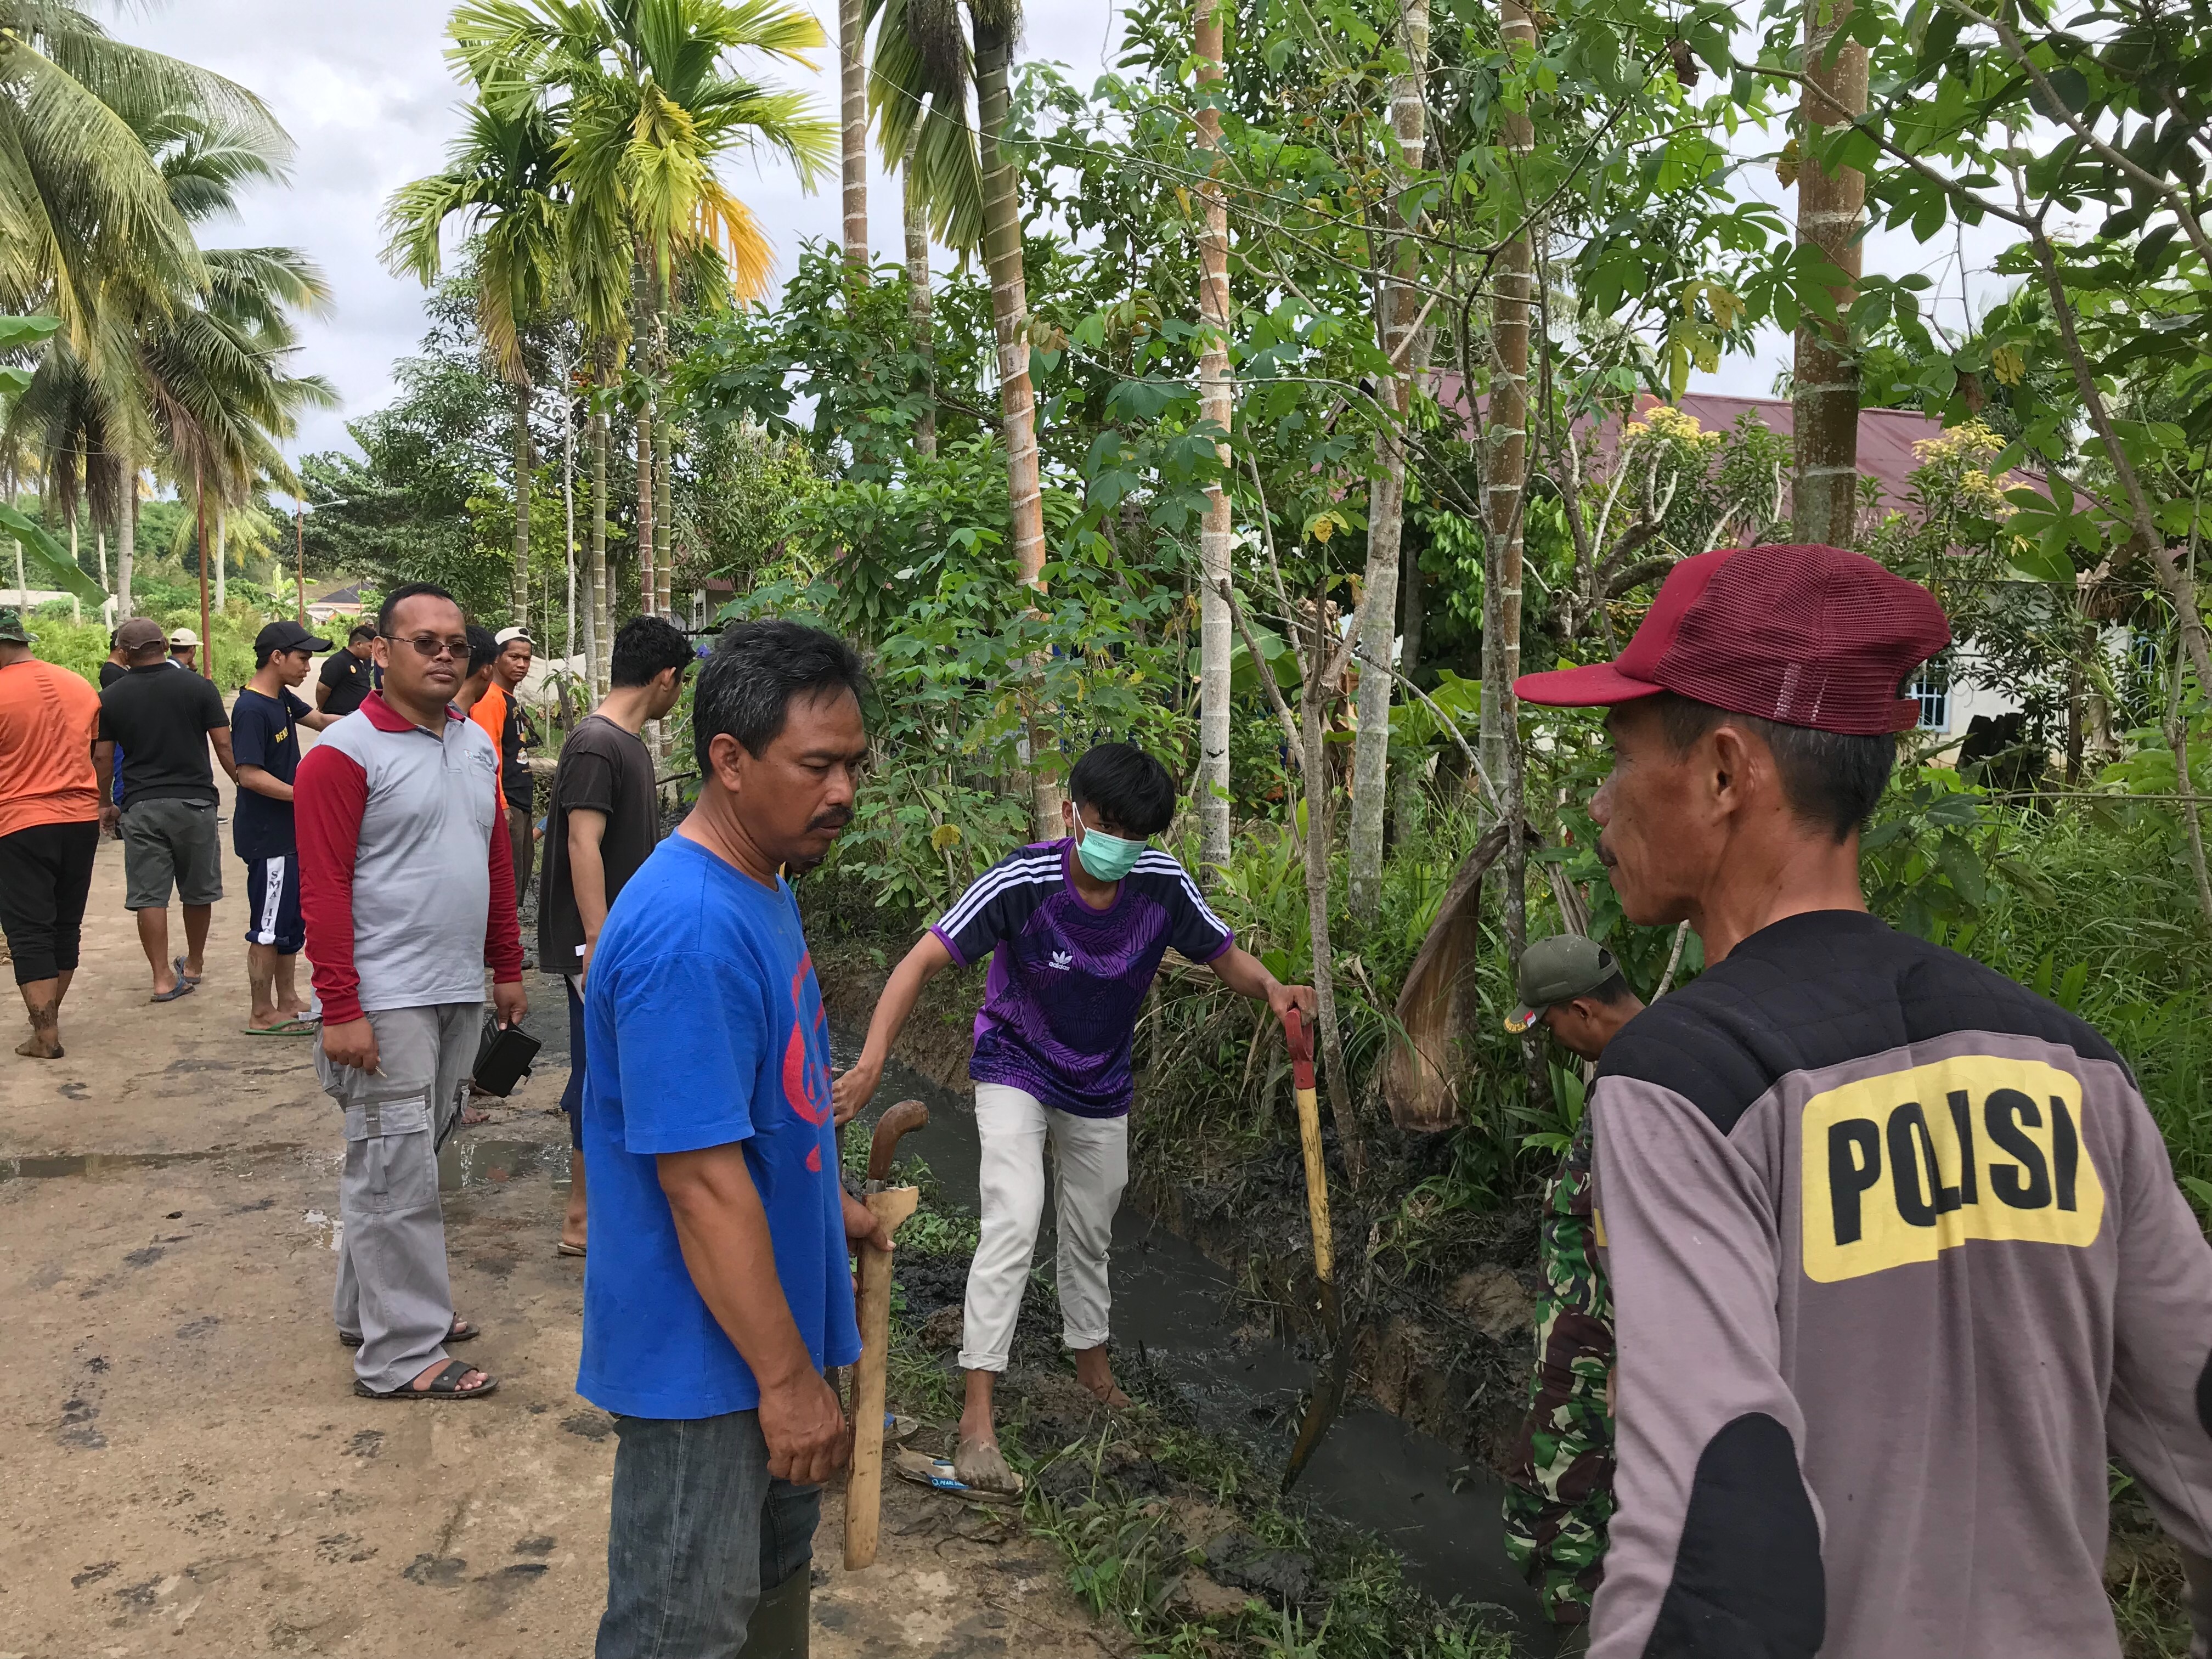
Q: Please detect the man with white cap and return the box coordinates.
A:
[484,625,538,914]
[166,626,200,674]
[1515,542,2212,1659]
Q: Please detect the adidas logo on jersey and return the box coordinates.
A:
[1048,950,1073,971]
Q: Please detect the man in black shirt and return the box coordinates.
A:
[540,614,693,1254]
[315,623,376,717]
[233,620,341,1034]
[95,618,239,1001]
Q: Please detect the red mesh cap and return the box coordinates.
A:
[1514,544,1953,735]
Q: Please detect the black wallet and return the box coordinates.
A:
[472,1017,542,1098]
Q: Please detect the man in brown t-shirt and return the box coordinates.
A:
[0,607,103,1058]
[539,614,693,1252]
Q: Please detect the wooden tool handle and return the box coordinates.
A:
[843,1183,919,1571]
[1294,1081,1334,1287]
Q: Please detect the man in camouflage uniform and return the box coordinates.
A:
[1500,936,1645,1632]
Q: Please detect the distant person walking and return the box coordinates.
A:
[296,582,525,1402]
[232,620,341,1036]
[315,623,376,717]
[94,617,238,1002]
[579,620,884,1657]
[539,614,692,1256]
[166,627,200,674]
[0,607,103,1058]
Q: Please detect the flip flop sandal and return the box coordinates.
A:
[555,1242,586,1258]
[895,1447,1024,1504]
[340,1318,480,1349]
[241,1020,316,1036]
[150,978,196,1004]
[354,1359,498,1402]
[173,956,201,987]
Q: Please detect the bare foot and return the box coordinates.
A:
[952,1432,1019,1493]
[1072,1346,1131,1409]
[15,1035,62,1059]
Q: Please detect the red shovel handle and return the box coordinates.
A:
[1282,1005,1317,1091]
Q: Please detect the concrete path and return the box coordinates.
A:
[0,771,1115,1658]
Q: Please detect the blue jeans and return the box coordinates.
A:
[562,976,586,1150]
[596,1408,820,1658]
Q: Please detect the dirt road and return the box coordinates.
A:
[0,780,1120,1658]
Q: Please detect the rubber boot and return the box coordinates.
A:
[736,1565,809,1659]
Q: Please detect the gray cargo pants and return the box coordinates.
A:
[316,1002,479,1393]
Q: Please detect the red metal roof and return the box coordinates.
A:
[1429,379,1961,520]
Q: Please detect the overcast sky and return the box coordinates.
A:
[111,0,2014,483]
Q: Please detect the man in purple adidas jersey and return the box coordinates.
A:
[834,743,1316,1492]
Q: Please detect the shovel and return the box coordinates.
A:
[1278,1007,1351,1491]
[843,1098,929,1570]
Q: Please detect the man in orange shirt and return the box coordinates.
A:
[0,607,105,1059]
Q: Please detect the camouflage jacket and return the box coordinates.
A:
[1502,1110,1617,1623]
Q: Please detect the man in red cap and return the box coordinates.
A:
[1517,543,2212,1659]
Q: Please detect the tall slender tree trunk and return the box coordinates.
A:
[1392,540,1425,845]
[513,383,534,625]
[116,460,136,616]
[654,413,674,623]
[636,408,656,617]
[1347,0,1431,920]
[975,16,1060,837]
[905,132,937,458]
[1792,0,1869,546]
[840,0,869,283]
[213,506,227,612]
[562,374,578,687]
[1195,0,1235,876]
[1479,0,1536,792]
[591,405,610,698]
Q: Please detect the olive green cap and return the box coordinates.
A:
[0,606,31,645]
[1504,935,1621,1033]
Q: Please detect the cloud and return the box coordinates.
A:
[112,0,1127,468]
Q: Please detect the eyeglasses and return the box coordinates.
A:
[384,633,470,661]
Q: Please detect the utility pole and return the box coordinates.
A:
[295,499,309,625]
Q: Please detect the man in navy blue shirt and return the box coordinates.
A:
[232,620,339,1034]
[579,620,890,1659]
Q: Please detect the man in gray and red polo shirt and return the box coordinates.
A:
[297,582,527,1402]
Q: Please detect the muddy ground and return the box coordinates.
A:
[0,781,1124,1659]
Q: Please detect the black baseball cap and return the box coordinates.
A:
[256,619,335,656]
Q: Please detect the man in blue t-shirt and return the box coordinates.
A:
[835,742,1317,1496]
[579,619,889,1659]
[232,620,339,1034]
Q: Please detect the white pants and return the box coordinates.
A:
[959,1082,1128,1373]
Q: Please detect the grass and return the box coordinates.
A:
[878,1165,1523,1659]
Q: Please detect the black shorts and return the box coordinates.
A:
[0,819,100,983]
[241,853,304,955]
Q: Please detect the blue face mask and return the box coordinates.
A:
[1075,826,1146,882]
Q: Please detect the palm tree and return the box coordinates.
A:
[385,93,568,628]
[454,0,835,619]
[874,0,1055,832]
[4,98,320,617]
[0,1,272,351]
[0,4,287,612]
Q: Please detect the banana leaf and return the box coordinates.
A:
[0,500,106,606]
